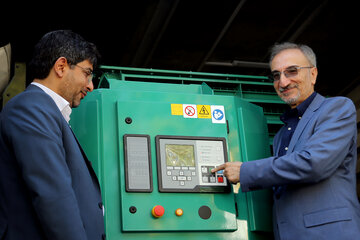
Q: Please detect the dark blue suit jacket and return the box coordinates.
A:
[240,94,360,239]
[0,85,105,240]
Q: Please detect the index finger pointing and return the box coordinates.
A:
[211,164,225,173]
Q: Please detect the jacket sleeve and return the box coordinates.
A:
[3,93,88,240]
[240,97,356,192]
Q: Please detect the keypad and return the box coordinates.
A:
[166,165,225,186]
[167,166,196,186]
[201,166,224,184]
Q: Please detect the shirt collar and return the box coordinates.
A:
[31,82,72,123]
[281,92,317,123]
[297,91,317,116]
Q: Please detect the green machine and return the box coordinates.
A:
[70,66,279,240]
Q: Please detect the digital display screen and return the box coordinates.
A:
[165,144,195,167]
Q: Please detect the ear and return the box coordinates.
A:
[53,57,68,78]
[310,67,318,85]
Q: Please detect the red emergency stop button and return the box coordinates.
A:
[152,205,165,218]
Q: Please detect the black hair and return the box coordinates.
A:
[28,30,100,80]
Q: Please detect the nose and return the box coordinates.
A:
[86,80,94,92]
[278,73,291,88]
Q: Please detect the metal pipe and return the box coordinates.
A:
[205,60,268,68]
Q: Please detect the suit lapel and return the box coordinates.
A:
[274,127,285,156]
[287,94,325,152]
[68,125,101,188]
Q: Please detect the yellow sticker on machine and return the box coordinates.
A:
[171,104,183,115]
[197,105,211,118]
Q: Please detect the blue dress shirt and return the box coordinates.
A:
[274,92,317,198]
[278,92,317,157]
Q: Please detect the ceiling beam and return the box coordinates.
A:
[197,0,247,71]
[288,0,328,42]
[261,0,328,62]
[131,0,179,67]
[143,0,179,66]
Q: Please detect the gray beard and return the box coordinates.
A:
[279,84,300,106]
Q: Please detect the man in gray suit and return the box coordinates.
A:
[212,42,360,240]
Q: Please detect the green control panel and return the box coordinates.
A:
[70,75,273,240]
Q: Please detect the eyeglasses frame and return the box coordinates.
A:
[269,65,314,82]
[72,64,94,84]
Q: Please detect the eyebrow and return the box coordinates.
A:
[271,65,299,72]
[84,67,93,73]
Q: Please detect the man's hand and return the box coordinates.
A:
[211,162,242,184]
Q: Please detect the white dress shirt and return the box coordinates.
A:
[31,82,72,123]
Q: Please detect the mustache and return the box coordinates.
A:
[279,84,298,93]
[80,89,88,98]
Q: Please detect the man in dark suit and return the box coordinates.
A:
[213,42,360,239]
[0,30,105,240]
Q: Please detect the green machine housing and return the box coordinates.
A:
[70,66,279,240]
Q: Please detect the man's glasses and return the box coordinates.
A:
[269,66,313,81]
[73,64,93,83]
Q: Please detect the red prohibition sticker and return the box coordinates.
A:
[185,106,195,116]
[183,104,198,118]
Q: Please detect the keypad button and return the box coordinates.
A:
[202,176,209,183]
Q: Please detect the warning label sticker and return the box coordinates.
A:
[171,104,183,115]
[197,105,211,118]
[183,104,198,118]
[171,103,225,123]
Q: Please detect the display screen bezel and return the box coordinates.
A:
[155,135,230,193]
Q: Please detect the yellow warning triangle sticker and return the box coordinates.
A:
[197,105,211,118]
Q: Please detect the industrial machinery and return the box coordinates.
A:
[70,66,279,239]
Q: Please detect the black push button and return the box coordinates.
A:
[198,205,211,219]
